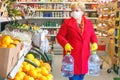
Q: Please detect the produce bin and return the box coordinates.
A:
[0,43,21,78]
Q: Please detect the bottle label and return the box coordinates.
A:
[64,64,74,71]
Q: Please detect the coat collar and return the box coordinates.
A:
[70,16,87,39]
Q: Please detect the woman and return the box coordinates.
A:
[56,1,98,80]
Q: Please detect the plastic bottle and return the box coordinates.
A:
[61,52,74,77]
[88,51,100,76]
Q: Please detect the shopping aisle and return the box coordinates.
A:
[52,55,117,80]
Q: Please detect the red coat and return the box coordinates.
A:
[56,16,98,74]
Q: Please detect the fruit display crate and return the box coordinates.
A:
[0,42,32,79]
[0,43,22,78]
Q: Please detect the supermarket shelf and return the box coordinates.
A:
[85,9,97,12]
[40,27,60,29]
[0,16,32,23]
[115,27,120,29]
[115,44,119,47]
[17,1,98,4]
[115,36,119,39]
[32,17,68,19]
[32,17,98,19]
[35,9,96,12]
[0,17,21,23]
[87,17,98,19]
[0,16,98,22]
[35,9,71,11]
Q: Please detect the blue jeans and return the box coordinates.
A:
[69,74,85,80]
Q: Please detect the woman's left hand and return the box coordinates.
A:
[91,43,98,51]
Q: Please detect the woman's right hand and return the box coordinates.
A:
[65,43,73,52]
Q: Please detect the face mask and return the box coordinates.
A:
[71,11,83,19]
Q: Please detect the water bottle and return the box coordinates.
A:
[61,52,74,77]
[88,51,100,76]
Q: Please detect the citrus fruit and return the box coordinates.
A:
[18,67,22,72]
[7,43,16,48]
[39,60,44,66]
[14,76,21,80]
[41,67,49,76]
[27,69,37,78]
[39,75,47,80]
[1,35,12,45]
[23,75,34,80]
[46,74,53,80]
[37,73,42,79]
[22,64,30,72]
[14,39,20,44]
[0,44,7,48]
[16,72,25,79]
[33,58,40,66]
[26,54,35,61]
[43,63,51,72]
[29,64,35,70]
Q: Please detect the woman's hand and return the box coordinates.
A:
[91,43,98,51]
[65,43,73,52]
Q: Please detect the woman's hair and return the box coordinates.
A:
[70,2,85,11]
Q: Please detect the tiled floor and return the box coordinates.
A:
[52,55,118,80]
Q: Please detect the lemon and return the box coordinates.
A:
[32,58,40,66]
[7,43,16,48]
[26,54,35,61]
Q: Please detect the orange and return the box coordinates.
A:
[35,68,41,73]
[0,44,7,48]
[29,77,34,80]
[41,67,49,76]
[27,69,37,78]
[15,72,25,80]
[23,75,34,80]
[22,64,30,72]
[3,35,11,40]
[46,74,53,80]
[10,39,14,43]
[14,39,20,44]
[39,60,44,66]
[37,73,42,79]
[22,62,28,66]
[26,54,35,61]
[14,76,21,80]
[43,63,51,72]
[7,43,16,48]
[39,75,47,80]
[1,35,12,45]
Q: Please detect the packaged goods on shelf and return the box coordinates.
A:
[114,1,120,74]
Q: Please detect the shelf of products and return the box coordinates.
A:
[96,1,119,74]
[96,1,117,36]
[16,0,98,45]
[114,1,120,74]
[17,1,98,20]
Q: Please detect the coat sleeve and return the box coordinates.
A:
[56,19,68,48]
[89,20,98,44]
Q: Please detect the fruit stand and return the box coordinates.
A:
[0,24,54,80]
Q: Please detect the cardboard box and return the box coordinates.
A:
[0,43,21,78]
